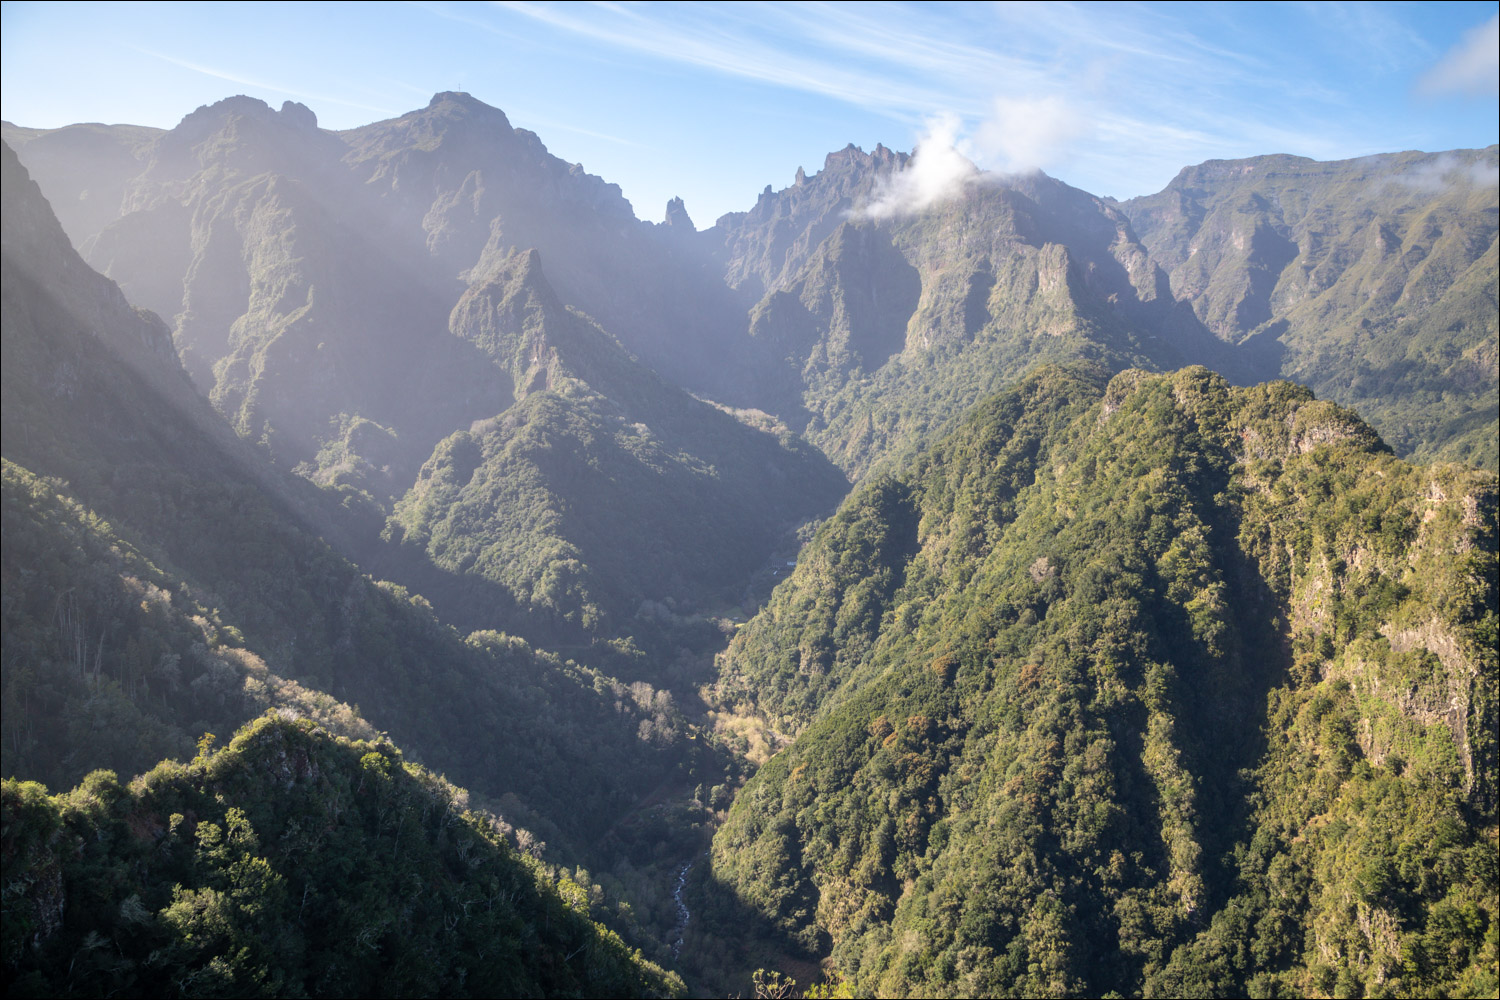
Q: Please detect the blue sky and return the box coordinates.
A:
[2,1,1496,225]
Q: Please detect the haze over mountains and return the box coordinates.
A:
[3,92,1496,997]
[7,93,1496,479]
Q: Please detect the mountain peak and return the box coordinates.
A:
[169,94,328,146]
[427,90,480,108]
[821,141,908,176]
[424,91,511,124]
[824,142,862,170]
[664,196,695,230]
[279,100,317,130]
[178,94,275,127]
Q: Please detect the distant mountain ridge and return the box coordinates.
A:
[698,145,1247,474]
[8,89,1495,754]
[8,94,1494,478]
[6,95,846,643]
[1120,147,1498,467]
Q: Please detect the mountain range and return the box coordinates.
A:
[3,93,1495,997]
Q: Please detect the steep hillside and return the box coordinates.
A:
[1121,148,1499,469]
[13,94,741,456]
[701,366,1497,997]
[1,459,376,790]
[2,140,719,861]
[337,92,743,390]
[70,97,504,470]
[0,119,163,255]
[3,716,683,997]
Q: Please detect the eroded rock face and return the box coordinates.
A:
[1379,620,1477,788]
[663,195,695,231]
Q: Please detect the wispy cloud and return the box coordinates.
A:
[480,4,1380,163]
[974,96,1089,175]
[853,95,1092,218]
[1299,2,1433,74]
[509,111,644,148]
[486,1,981,116]
[136,48,400,118]
[457,1,1491,203]
[1419,12,1500,98]
[1382,150,1500,192]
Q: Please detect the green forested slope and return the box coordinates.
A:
[3,716,683,998]
[1,460,376,790]
[703,366,1497,997]
[4,135,730,983]
[0,460,710,858]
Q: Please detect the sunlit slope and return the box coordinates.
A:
[3,716,684,998]
[707,365,1497,997]
[388,245,845,634]
[704,150,1239,477]
[9,97,840,650]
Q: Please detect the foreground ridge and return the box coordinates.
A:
[700,365,1498,997]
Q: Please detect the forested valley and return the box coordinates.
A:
[2,93,1495,997]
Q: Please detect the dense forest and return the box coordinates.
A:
[4,716,683,997]
[703,366,1496,997]
[2,90,1496,997]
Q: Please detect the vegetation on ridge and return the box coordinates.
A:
[701,365,1497,997]
[3,715,684,998]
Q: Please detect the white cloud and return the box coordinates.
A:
[1419,13,1500,98]
[854,96,1094,219]
[973,96,1088,175]
[1383,151,1500,192]
[857,114,979,219]
[472,2,1492,204]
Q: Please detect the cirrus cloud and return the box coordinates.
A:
[1419,13,1499,98]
